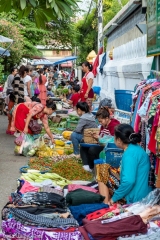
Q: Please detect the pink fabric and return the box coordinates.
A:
[134,91,143,132]
[20,181,40,194]
[68,184,98,193]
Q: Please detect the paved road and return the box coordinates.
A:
[0,115,27,214]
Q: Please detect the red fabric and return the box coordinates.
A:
[86,204,118,220]
[80,73,94,102]
[156,158,160,175]
[100,119,120,136]
[81,215,147,240]
[14,104,32,134]
[70,93,80,107]
[92,47,103,76]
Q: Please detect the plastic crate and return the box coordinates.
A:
[93,86,101,95]
[115,90,133,112]
[105,148,123,168]
[114,109,131,124]
[66,120,78,130]
[94,147,123,168]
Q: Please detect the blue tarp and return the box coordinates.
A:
[53,56,77,65]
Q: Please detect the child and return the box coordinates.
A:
[65,85,80,109]
[71,102,97,158]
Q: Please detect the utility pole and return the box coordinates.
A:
[97,0,103,50]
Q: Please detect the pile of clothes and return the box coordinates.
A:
[1,178,160,240]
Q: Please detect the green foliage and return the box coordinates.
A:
[0,19,24,70]
[75,8,98,64]
[0,60,4,83]
[0,0,79,29]
[74,0,129,62]
[0,11,79,72]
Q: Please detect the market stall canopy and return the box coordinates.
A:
[0,35,13,43]
[53,56,77,65]
[0,47,10,56]
[61,61,73,68]
[31,59,53,66]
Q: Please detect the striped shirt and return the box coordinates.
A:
[12,74,24,102]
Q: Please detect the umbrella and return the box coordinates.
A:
[92,47,103,76]
[0,35,13,43]
[0,47,10,56]
[53,56,77,65]
[31,60,53,66]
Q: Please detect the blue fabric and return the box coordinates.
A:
[69,203,108,225]
[112,144,152,204]
[99,53,106,75]
[71,132,83,154]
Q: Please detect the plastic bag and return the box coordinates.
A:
[14,145,21,155]
[126,189,160,214]
[22,134,34,157]
[99,134,114,146]
[14,133,25,146]
[27,136,45,157]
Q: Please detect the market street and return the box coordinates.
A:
[0,115,27,216]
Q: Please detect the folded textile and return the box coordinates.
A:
[86,204,124,220]
[69,203,108,225]
[19,181,40,194]
[10,193,24,206]
[8,208,79,228]
[81,215,147,240]
[16,206,67,215]
[68,184,98,193]
[22,192,65,208]
[66,189,105,206]
[2,219,82,240]
[40,186,63,196]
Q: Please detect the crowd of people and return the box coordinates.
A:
[0,60,153,207]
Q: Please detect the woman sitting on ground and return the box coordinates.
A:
[80,107,120,172]
[11,99,56,143]
[98,124,152,205]
[71,102,97,158]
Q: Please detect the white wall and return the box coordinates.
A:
[94,35,154,105]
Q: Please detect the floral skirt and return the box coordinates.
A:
[96,163,120,195]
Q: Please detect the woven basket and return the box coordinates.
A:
[84,128,100,144]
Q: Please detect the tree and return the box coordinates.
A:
[0,0,78,28]
[74,0,130,63]
[75,8,98,64]
[0,19,24,71]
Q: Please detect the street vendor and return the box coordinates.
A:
[11,99,56,144]
[80,61,94,102]
[80,107,120,172]
[71,102,97,158]
[98,124,152,205]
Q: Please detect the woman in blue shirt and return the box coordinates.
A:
[98,124,152,205]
